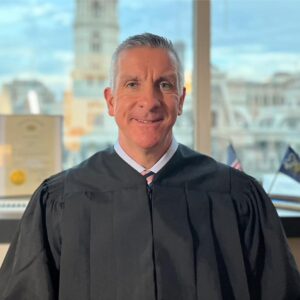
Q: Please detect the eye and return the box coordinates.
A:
[126,81,139,89]
[160,81,173,90]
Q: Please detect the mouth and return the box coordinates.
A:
[133,118,163,124]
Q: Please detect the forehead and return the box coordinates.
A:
[116,47,178,76]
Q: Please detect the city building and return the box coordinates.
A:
[0,80,59,115]
[212,68,300,181]
[64,0,119,166]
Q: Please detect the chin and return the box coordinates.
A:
[134,136,169,151]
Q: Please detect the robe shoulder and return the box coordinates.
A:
[0,172,66,299]
[59,147,145,193]
[173,144,280,221]
[168,145,289,246]
[159,143,260,193]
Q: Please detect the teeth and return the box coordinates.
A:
[136,119,154,123]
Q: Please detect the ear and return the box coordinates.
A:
[104,87,115,116]
[177,87,186,116]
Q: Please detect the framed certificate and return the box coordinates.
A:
[0,115,62,197]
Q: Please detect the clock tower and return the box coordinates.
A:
[73,0,119,99]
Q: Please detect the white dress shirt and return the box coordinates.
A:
[114,138,178,174]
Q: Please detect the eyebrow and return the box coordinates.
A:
[119,75,140,83]
[156,75,177,83]
[118,73,178,84]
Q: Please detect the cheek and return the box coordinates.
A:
[116,95,140,114]
[166,96,182,113]
[113,97,134,122]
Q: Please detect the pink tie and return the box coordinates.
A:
[141,170,155,187]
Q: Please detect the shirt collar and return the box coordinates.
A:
[114,138,178,174]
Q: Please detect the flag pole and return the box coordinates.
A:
[267,170,279,195]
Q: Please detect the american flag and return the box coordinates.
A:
[227,144,243,171]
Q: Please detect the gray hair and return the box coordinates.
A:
[109,33,184,91]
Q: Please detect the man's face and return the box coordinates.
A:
[104,47,185,154]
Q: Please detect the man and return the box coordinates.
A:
[0,33,299,300]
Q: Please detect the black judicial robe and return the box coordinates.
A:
[0,144,300,300]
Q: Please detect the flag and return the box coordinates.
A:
[279,146,300,183]
[227,144,243,171]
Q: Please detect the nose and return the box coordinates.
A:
[138,84,161,110]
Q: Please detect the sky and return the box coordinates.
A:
[0,0,300,98]
[0,0,74,97]
[212,0,300,80]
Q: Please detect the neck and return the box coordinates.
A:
[119,139,172,170]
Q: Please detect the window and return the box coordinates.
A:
[211,0,300,203]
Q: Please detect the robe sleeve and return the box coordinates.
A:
[231,169,300,299]
[0,176,63,300]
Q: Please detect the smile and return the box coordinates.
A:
[133,118,162,124]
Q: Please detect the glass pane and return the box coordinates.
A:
[0,0,194,170]
[211,0,300,207]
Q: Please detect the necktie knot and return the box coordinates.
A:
[141,170,155,186]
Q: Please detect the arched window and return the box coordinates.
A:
[91,32,101,52]
[91,1,101,17]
